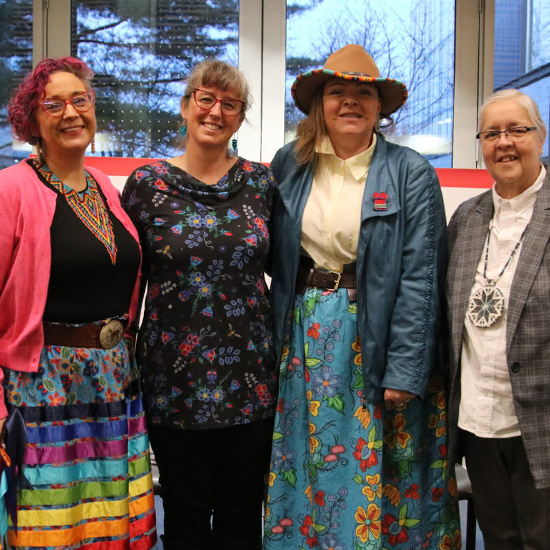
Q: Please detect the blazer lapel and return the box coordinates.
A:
[506,173,550,350]
[450,192,494,366]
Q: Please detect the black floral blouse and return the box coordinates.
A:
[122,159,277,429]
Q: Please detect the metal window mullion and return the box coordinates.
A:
[260,0,286,163]
[452,0,488,168]
[238,0,263,162]
[41,0,71,59]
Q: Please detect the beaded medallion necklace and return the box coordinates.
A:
[35,160,118,264]
[467,226,526,328]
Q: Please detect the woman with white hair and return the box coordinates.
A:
[447,88,550,549]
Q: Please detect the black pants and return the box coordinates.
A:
[463,430,550,550]
[149,418,274,550]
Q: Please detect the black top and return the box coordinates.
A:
[31,161,140,323]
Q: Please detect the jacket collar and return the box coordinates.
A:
[277,159,314,216]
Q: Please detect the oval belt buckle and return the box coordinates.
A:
[99,320,125,349]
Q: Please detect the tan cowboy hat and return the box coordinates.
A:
[291,44,408,117]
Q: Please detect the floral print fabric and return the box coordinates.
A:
[264,288,461,550]
[4,331,157,550]
[122,159,277,429]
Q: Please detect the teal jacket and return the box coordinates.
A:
[270,135,448,403]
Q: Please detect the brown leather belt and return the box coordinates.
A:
[43,319,126,350]
[296,256,357,300]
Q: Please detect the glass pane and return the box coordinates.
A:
[71,0,239,158]
[0,0,33,169]
[494,0,550,164]
[285,0,455,168]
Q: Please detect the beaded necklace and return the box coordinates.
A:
[467,226,525,328]
[35,160,118,264]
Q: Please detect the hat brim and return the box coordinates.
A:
[291,69,408,117]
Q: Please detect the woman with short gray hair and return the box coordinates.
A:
[447,88,550,549]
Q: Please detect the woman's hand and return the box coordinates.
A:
[384,388,417,411]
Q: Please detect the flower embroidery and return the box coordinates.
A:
[439,529,462,550]
[404,483,419,499]
[383,413,412,450]
[362,474,382,501]
[306,390,321,417]
[352,335,362,365]
[299,515,319,548]
[381,513,409,545]
[353,437,378,471]
[428,411,448,437]
[307,322,321,338]
[272,441,297,472]
[355,504,381,543]
[354,405,371,428]
[313,490,325,506]
[311,366,342,399]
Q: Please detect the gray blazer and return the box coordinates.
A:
[446,169,550,489]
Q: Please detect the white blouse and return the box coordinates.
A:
[301,135,376,271]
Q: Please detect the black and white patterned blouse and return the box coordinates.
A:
[122,158,277,429]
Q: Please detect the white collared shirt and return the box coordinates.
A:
[459,165,546,437]
[301,135,376,271]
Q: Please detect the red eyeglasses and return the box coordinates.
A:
[191,89,245,116]
[39,90,96,117]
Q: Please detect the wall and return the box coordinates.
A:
[84,157,494,222]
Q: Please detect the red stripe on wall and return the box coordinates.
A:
[83,157,494,189]
[435,168,493,188]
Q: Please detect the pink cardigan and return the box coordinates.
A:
[0,161,142,418]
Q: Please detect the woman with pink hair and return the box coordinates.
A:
[0,57,157,549]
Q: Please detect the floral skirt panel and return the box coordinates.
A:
[4,330,157,550]
[264,288,461,550]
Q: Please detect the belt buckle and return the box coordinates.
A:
[99,320,125,349]
[328,271,342,291]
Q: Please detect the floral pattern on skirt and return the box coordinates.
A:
[4,323,157,550]
[264,289,461,550]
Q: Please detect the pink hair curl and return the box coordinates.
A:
[8,57,94,145]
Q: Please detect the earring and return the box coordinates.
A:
[35,141,42,164]
[179,121,187,138]
[91,137,96,154]
[232,137,238,155]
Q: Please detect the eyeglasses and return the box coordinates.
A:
[191,89,245,116]
[476,126,537,142]
[39,90,96,117]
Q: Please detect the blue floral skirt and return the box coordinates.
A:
[4,320,157,550]
[264,289,461,550]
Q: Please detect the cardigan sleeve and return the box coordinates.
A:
[0,172,20,295]
[0,173,21,419]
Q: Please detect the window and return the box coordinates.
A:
[494,0,550,163]
[0,0,493,169]
[0,0,33,169]
[71,0,239,158]
[285,0,455,167]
